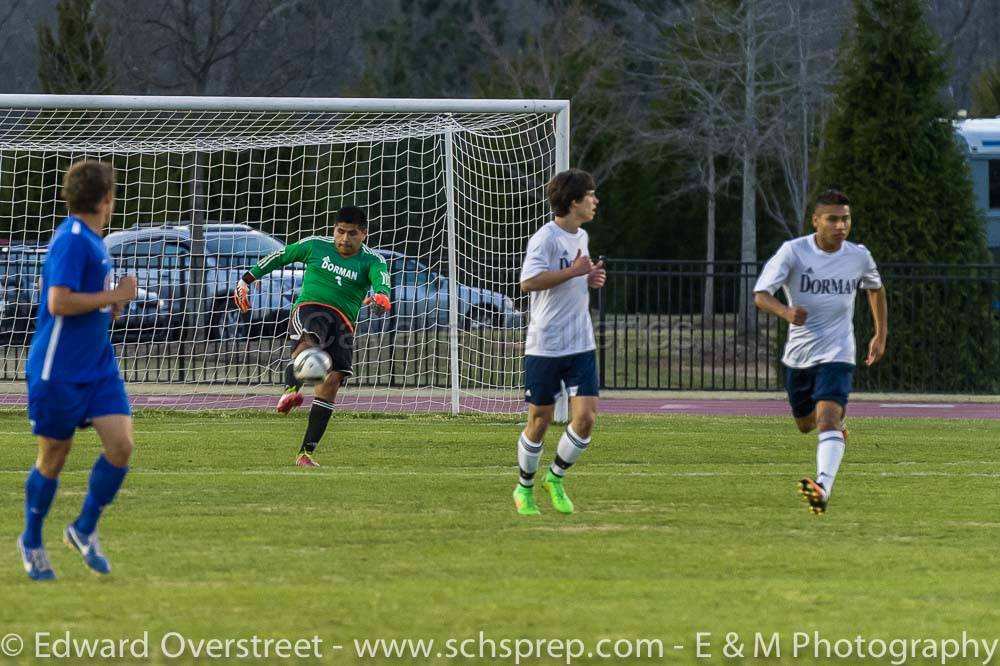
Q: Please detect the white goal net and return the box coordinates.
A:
[0,96,569,413]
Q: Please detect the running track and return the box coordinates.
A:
[0,394,994,419]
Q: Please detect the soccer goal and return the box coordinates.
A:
[0,95,570,413]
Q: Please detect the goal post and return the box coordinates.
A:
[0,95,570,414]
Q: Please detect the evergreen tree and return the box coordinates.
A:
[37,0,114,94]
[815,0,996,391]
[816,0,986,264]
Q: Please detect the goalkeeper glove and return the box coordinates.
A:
[363,292,391,314]
[233,273,256,313]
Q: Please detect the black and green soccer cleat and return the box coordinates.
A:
[798,477,829,515]
[542,471,574,514]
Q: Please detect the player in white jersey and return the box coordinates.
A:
[512,169,606,516]
[754,190,888,514]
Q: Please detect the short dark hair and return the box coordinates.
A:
[62,160,115,214]
[814,189,850,208]
[545,168,596,217]
[334,205,368,230]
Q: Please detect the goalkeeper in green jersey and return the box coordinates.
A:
[232,206,391,467]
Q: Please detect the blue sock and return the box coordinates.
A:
[23,467,59,549]
[73,455,128,537]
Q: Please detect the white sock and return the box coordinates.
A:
[550,425,591,477]
[517,432,543,487]
[816,430,846,495]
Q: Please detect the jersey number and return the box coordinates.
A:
[335,275,343,286]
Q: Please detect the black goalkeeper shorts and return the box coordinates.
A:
[288,303,355,378]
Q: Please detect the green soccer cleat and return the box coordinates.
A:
[542,471,574,514]
[512,485,540,516]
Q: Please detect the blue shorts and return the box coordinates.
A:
[27,374,131,440]
[524,351,600,406]
[784,362,854,418]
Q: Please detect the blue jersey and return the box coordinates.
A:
[26,217,119,382]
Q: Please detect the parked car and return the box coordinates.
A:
[0,245,45,345]
[104,225,520,340]
[103,223,303,341]
[0,245,172,345]
[356,249,522,334]
[110,283,175,344]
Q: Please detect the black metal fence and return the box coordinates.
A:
[595,259,1000,393]
[0,258,997,395]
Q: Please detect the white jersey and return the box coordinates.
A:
[520,221,596,357]
[754,234,882,369]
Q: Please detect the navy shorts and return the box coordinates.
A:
[289,304,354,377]
[784,362,854,418]
[27,373,131,440]
[524,351,600,406]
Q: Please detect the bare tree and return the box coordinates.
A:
[641,0,799,330]
[469,0,652,183]
[757,0,843,238]
[641,3,741,318]
[105,0,338,95]
[927,0,1000,108]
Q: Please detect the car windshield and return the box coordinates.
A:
[206,233,284,268]
[109,240,185,269]
[390,257,434,286]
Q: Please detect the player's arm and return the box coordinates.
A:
[753,291,807,325]
[520,249,591,293]
[48,278,137,316]
[864,287,888,366]
[362,259,392,314]
[233,241,309,313]
[753,243,806,325]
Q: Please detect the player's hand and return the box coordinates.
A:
[363,293,391,315]
[865,335,886,366]
[587,259,606,289]
[114,275,138,302]
[784,306,808,326]
[568,249,592,278]
[111,302,125,320]
[233,280,254,314]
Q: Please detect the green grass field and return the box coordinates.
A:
[2,411,1000,665]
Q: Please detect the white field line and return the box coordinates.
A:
[878,404,956,409]
[0,469,997,478]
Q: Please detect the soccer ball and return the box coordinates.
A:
[292,347,333,383]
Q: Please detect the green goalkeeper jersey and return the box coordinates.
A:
[248,237,391,325]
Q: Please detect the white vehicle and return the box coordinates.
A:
[955,118,1000,259]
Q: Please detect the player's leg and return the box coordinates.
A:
[64,375,134,575]
[798,363,853,515]
[514,355,561,515]
[19,436,72,580]
[296,370,345,467]
[19,377,87,580]
[64,414,132,575]
[786,365,818,433]
[277,306,311,414]
[296,310,353,466]
[542,352,600,514]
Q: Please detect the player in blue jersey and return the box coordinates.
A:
[18,160,138,580]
